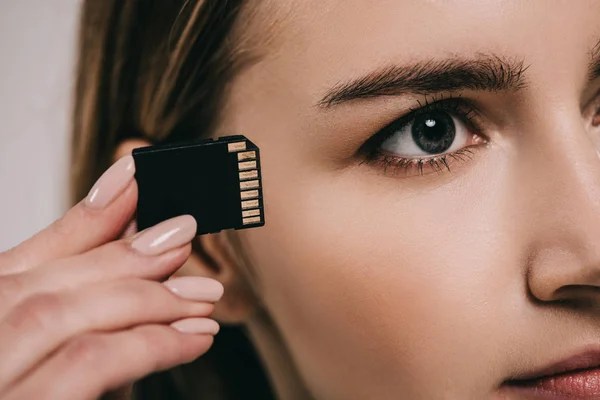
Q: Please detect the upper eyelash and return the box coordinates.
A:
[356,94,486,176]
[359,94,484,160]
[368,95,481,149]
[411,94,479,127]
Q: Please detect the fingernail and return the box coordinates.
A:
[171,318,220,335]
[164,277,224,302]
[131,215,197,256]
[85,156,135,209]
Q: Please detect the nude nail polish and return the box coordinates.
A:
[85,156,135,209]
[171,318,220,335]
[131,215,197,256]
[164,277,225,302]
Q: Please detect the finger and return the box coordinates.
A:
[4,323,217,400]
[0,276,223,390]
[0,215,198,317]
[0,156,137,275]
[120,220,138,239]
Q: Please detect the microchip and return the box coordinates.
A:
[132,135,265,236]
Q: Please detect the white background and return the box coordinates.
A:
[0,1,80,250]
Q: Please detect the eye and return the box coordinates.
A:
[360,97,488,176]
[380,110,469,157]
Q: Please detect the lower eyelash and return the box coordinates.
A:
[363,147,477,176]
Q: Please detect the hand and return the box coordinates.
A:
[0,156,223,400]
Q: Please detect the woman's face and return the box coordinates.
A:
[223,1,600,398]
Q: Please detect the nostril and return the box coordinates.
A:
[525,243,600,304]
[551,285,600,308]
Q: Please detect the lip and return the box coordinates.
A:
[502,350,600,399]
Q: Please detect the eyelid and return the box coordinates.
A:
[583,88,600,118]
[355,94,490,178]
[364,146,479,177]
[581,80,600,110]
[359,95,485,158]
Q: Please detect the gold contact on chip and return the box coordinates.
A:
[241,199,260,209]
[238,151,257,161]
[242,209,261,218]
[240,190,259,200]
[240,179,260,190]
[238,161,257,171]
[229,140,263,228]
[228,142,247,152]
[239,170,259,180]
[243,216,262,225]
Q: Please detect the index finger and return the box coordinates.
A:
[0,156,137,275]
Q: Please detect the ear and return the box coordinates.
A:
[114,139,260,324]
[173,232,260,323]
[114,138,151,162]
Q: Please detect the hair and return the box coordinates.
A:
[71,1,275,398]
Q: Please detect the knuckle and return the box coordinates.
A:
[62,334,106,366]
[0,247,31,276]
[50,214,76,240]
[50,204,93,239]
[112,240,180,275]
[0,274,25,305]
[120,279,178,309]
[0,246,18,269]
[113,279,155,305]
[7,293,65,332]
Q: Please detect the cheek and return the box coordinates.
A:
[239,154,524,397]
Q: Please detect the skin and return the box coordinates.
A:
[0,176,223,399]
[214,0,600,398]
[4,0,600,399]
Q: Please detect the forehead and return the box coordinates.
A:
[245,0,600,81]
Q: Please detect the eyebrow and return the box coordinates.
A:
[318,54,529,108]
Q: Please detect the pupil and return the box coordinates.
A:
[412,111,455,154]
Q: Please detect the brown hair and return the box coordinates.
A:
[71,1,274,398]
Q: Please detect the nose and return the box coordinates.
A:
[524,109,600,304]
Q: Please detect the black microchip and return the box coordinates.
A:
[132,135,265,236]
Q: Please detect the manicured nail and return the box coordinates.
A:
[131,215,197,256]
[164,277,224,302]
[85,156,135,209]
[171,318,220,335]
